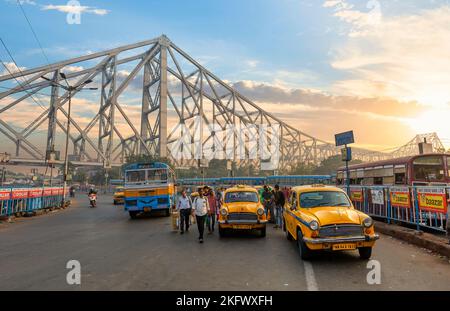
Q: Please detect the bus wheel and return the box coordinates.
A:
[129,211,138,219]
[164,209,170,217]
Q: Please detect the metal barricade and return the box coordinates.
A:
[348,185,448,234]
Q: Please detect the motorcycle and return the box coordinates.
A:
[89,192,97,208]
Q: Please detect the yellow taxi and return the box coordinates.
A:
[113,186,125,205]
[283,185,379,260]
[219,185,267,237]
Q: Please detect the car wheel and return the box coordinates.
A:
[297,229,312,260]
[129,211,138,219]
[358,247,372,259]
[113,200,117,205]
[260,226,266,237]
[219,226,226,238]
[284,219,293,241]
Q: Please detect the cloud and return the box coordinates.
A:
[0,62,26,76]
[41,4,109,16]
[325,3,450,110]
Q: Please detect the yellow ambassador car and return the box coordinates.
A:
[113,186,125,205]
[219,185,267,237]
[283,185,379,260]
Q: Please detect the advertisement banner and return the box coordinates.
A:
[350,189,363,202]
[371,189,384,205]
[12,188,29,200]
[0,188,11,201]
[417,188,447,214]
[390,187,410,208]
[51,188,60,196]
[28,188,43,198]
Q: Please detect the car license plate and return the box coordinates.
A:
[332,243,356,250]
[143,207,152,212]
[233,225,252,230]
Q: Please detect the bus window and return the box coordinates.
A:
[126,170,146,183]
[383,176,394,185]
[413,156,445,182]
[373,177,383,185]
[395,173,406,184]
[447,156,450,178]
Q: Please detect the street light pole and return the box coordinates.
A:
[62,90,72,206]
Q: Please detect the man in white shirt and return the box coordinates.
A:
[193,188,210,243]
[177,189,192,234]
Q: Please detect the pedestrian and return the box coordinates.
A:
[273,184,285,229]
[193,188,210,243]
[204,186,217,234]
[262,185,273,218]
[177,189,192,234]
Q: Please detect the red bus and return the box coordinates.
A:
[337,153,450,186]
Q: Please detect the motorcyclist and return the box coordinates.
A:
[88,187,97,207]
[262,185,273,220]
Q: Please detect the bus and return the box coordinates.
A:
[266,175,332,187]
[337,153,450,186]
[123,162,176,218]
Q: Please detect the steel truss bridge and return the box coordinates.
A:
[0,35,446,170]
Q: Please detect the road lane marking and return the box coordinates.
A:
[303,261,318,291]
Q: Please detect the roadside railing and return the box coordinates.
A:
[347,185,449,234]
[0,187,68,218]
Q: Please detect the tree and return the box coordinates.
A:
[313,155,363,175]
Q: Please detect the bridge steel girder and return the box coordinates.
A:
[0,35,445,170]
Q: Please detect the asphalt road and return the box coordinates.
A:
[0,195,449,291]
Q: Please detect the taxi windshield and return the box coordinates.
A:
[300,191,351,208]
[225,191,258,203]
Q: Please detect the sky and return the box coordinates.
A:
[1,0,450,154]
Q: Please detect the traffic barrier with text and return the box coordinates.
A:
[348,186,449,233]
[0,187,68,217]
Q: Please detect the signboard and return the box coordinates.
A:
[0,188,11,200]
[371,189,384,205]
[43,188,53,196]
[417,188,447,214]
[350,188,363,202]
[28,188,43,198]
[390,187,410,208]
[51,188,60,196]
[341,147,352,161]
[335,130,354,146]
[11,188,29,200]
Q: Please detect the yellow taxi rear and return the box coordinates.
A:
[283,184,379,260]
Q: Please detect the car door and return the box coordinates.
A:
[286,191,297,236]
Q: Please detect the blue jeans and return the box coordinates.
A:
[275,205,283,227]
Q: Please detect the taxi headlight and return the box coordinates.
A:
[257,208,264,216]
[309,220,319,231]
[363,217,373,228]
[220,209,228,216]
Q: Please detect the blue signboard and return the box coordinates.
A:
[335,130,354,146]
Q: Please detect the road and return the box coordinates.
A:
[0,195,449,291]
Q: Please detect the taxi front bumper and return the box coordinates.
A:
[219,219,268,224]
[303,234,379,244]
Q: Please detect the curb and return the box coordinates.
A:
[374,220,450,258]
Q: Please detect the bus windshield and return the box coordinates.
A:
[413,156,445,182]
[125,169,169,185]
[300,191,351,208]
[126,170,146,184]
[225,191,259,203]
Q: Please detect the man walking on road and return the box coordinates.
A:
[193,188,210,243]
[262,185,273,219]
[204,186,217,234]
[177,189,192,234]
[273,184,285,229]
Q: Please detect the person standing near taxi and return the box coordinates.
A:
[193,188,210,243]
[273,184,285,229]
[177,189,192,234]
[204,187,217,234]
